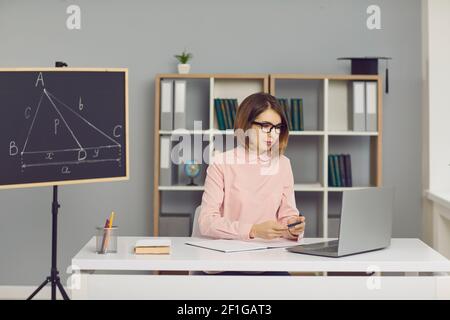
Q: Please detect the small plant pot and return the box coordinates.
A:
[178,64,191,74]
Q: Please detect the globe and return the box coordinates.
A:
[184,160,201,186]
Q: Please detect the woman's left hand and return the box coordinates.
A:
[285,215,306,239]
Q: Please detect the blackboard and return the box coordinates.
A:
[0,68,128,189]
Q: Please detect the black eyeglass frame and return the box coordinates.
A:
[252,121,286,134]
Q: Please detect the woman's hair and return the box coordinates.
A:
[234,92,289,154]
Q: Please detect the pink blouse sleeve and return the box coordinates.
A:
[198,161,253,240]
[277,158,304,239]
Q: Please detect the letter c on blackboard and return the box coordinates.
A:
[113,125,122,138]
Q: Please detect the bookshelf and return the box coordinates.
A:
[153,73,382,237]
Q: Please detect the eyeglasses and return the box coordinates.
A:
[252,121,285,134]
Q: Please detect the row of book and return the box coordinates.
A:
[277,98,304,131]
[214,98,238,130]
[328,154,352,187]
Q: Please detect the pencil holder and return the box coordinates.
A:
[96,226,118,254]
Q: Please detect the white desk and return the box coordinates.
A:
[70,237,450,300]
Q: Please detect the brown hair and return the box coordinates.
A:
[234,92,289,154]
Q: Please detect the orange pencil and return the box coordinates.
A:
[108,211,115,228]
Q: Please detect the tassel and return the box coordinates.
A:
[385,60,389,94]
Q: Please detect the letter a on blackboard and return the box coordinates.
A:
[35,72,44,87]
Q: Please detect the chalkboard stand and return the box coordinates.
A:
[27,61,70,300]
[27,186,69,300]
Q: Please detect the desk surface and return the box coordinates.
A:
[72,237,450,273]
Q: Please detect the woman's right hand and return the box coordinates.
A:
[250,221,288,240]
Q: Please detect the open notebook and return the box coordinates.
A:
[185,238,300,253]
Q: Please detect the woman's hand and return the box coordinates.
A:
[284,215,306,239]
[250,221,287,240]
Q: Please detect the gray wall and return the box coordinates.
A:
[0,0,422,285]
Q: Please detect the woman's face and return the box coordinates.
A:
[249,107,282,153]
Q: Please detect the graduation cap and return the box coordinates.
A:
[337,56,392,93]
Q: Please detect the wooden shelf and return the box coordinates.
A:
[211,129,235,135]
[157,73,268,80]
[289,131,325,136]
[293,183,324,191]
[327,186,375,192]
[159,130,209,135]
[270,74,380,81]
[327,131,378,136]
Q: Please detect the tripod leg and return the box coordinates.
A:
[56,279,70,300]
[27,277,50,300]
[51,280,56,300]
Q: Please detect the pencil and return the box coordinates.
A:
[100,218,110,253]
[104,211,115,253]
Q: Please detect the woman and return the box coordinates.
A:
[198,92,305,243]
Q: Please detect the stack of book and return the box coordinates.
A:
[277,98,304,131]
[134,238,171,255]
[214,98,238,130]
[328,154,352,187]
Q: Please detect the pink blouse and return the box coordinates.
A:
[198,145,304,240]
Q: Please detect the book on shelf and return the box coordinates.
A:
[214,99,226,130]
[277,98,304,131]
[328,154,352,187]
[291,98,299,131]
[344,154,352,187]
[230,99,237,126]
[350,81,365,131]
[365,81,377,131]
[293,98,305,131]
[160,136,178,186]
[350,81,378,132]
[160,80,174,130]
[220,99,229,129]
[338,155,346,187]
[214,98,238,130]
[160,136,171,186]
[223,99,233,129]
[333,155,341,187]
[328,80,349,131]
[329,155,336,186]
[134,238,171,255]
[277,98,292,130]
[174,80,187,129]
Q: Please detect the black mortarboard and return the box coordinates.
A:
[337,56,392,94]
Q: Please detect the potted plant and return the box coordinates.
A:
[174,50,193,74]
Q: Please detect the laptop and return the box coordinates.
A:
[287,187,394,258]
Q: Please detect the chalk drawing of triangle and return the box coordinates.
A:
[22,88,120,155]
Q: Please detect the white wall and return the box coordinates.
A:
[422,0,450,256]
